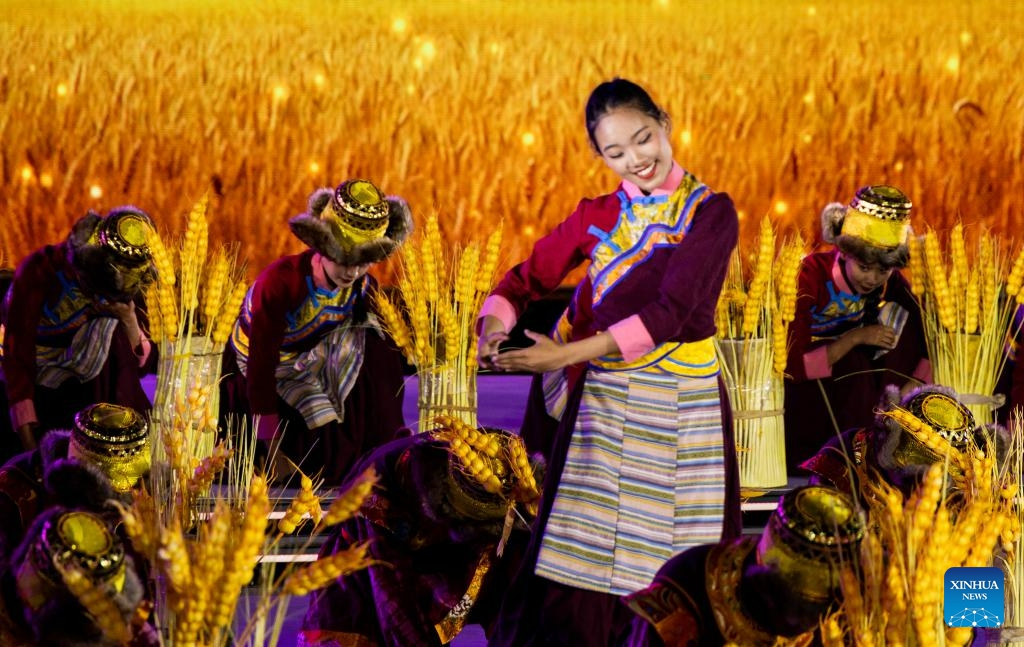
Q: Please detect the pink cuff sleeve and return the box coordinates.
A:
[802,346,833,380]
[476,295,518,335]
[607,315,656,363]
[912,358,932,384]
[256,413,281,442]
[135,336,153,367]
[11,399,38,429]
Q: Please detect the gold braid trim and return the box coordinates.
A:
[434,551,493,644]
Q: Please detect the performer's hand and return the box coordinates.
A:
[478,316,510,370]
[493,330,569,373]
[96,300,143,346]
[856,324,897,349]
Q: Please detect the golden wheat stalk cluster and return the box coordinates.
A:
[146,193,249,469]
[713,216,804,489]
[912,225,1019,423]
[144,193,247,347]
[373,214,502,431]
[826,438,1019,647]
[110,459,377,647]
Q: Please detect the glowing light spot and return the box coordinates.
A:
[801,132,813,144]
[89,185,103,199]
[56,83,68,97]
[806,5,817,16]
[20,166,33,182]
[488,42,501,55]
[521,132,536,147]
[960,31,972,46]
[802,91,815,104]
[773,201,789,215]
[272,85,288,101]
[523,225,536,237]
[40,173,53,188]
[679,130,693,147]
[420,41,437,60]
[313,73,326,87]
[405,84,417,95]
[894,160,905,172]
[412,57,423,70]
[945,56,960,74]
[308,161,321,174]
[655,0,669,6]
[392,17,408,34]
[737,210,747,222]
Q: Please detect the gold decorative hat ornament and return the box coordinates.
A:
[66,206,156,300]
[821,185,913,267]
[289,178,414,266]
[16,510,127,611]
[756,485,865,603]
[842,185,913,249]
[68,403,151,493]
[879,388,974,473]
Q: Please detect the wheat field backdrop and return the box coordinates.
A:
[1,0,1021,283]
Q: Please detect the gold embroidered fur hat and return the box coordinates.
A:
[820,185,912,268]
[289,179,414,266]
[66,206,156,301]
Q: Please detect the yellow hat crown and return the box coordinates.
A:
[841,185,912,249]
[68,403,151,493]
[321,179,391,251]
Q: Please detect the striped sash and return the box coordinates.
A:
[235,321,367,429]
[36,317,120,389]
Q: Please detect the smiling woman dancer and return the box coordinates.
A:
[476,78,741,646]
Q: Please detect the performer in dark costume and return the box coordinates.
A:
[2,208,157,456]
[801,384,1004,498]
[783,185,930,471]
[300,423,543,646]
[623,485,864,646]
[220,179,412,483]
[0,402,155,646]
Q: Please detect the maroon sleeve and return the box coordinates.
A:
[635,192,739,344]
[244,261,295,416]
[490,199,590,317]
[2,251,51,409]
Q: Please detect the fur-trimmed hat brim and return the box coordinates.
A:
[288,193,414,266]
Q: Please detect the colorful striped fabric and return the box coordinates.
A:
[36,317,120,389]
[535,365,725,594]
[235,321,367,429]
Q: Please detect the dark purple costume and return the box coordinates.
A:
[784,250,929,472]
[300,434,525,646]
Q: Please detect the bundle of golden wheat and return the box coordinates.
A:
[373,214,502,432]
[824,434,1019,647]
[106,444,378,647]
[912,225,1019,424]
[145,194,248,463]
[714,215,804,490]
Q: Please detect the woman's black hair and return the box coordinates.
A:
[584,78,670,153]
